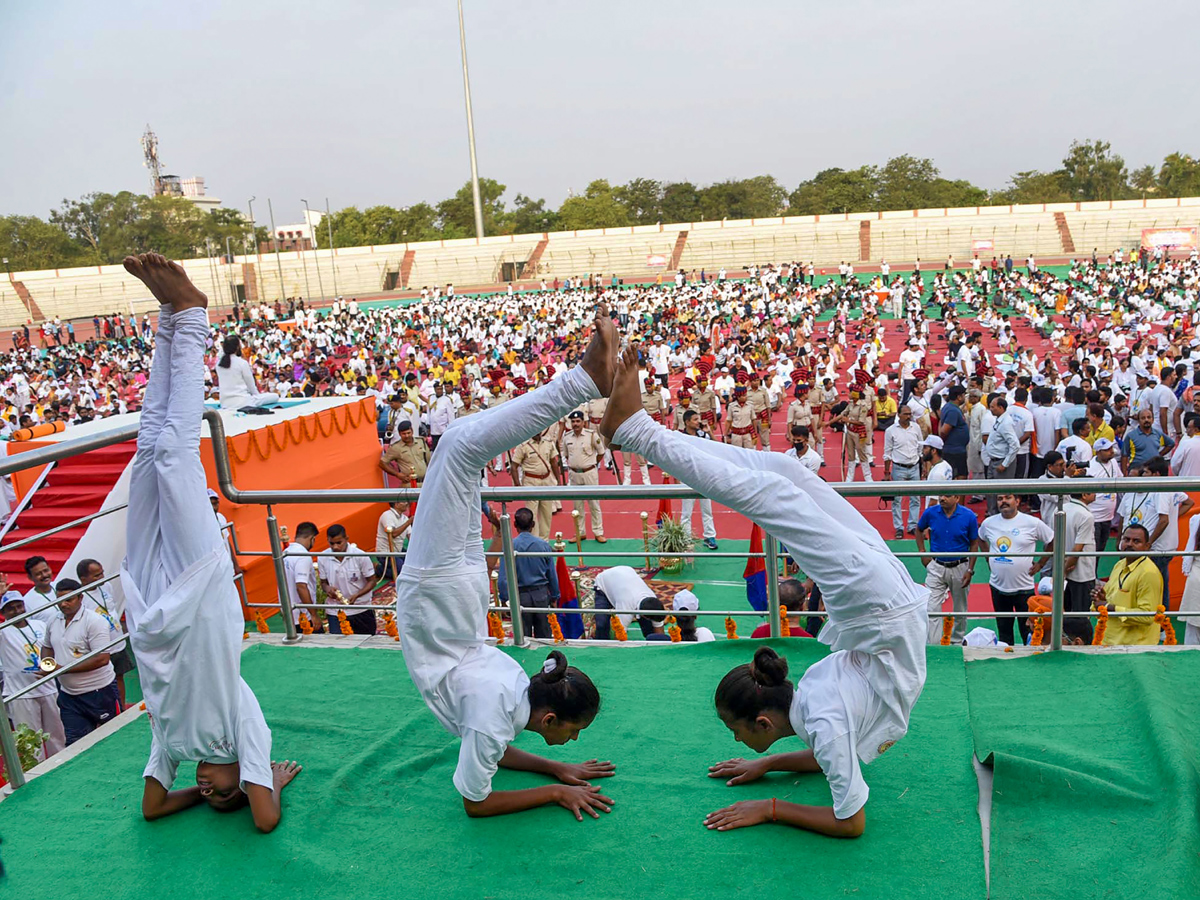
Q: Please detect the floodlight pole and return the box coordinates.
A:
[457,0,485,240]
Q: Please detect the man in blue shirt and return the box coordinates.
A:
[495,507,559,638]
[915,492,982,644]
[983,396,1021,517]
[938,385,970,478]
[1124,407,1174,470]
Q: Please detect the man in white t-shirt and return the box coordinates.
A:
[1117,456,1193,607]
[283,522,321,631]
[375,500,411,581]
[321,523,378,635]
[593,565,656,638]
[979,494,1054,646]
[0,589,67,759]
[117,253,298,833]
[41,577,118,746]
[1085,439,1123,550]
[785,424,823,476]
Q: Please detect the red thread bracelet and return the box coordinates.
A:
[771,797,777,821]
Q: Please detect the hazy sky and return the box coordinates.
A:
[3,0,1199,222]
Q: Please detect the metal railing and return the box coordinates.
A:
[3,414,1199,786]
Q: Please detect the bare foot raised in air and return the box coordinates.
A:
[580,303,618,397]
[123,252,208,312]
[598,345,643,449]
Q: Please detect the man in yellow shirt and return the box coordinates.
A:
[1091,523,1163,645]
[874,387,898,430]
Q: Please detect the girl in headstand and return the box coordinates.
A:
[119,254,300,832]
[600,347,926,838]
[395,307,618,820]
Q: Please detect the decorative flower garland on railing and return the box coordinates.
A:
[1030,614,1045,647]
[1155,605,1178,645]
[383,611,400,641]
[255,612,270,634]
[611,615,628,641]
[725,617,739,640]
[487,612,505,643]
[779,606,791,637]
[336,609,353,635]
[225,399,376,466]
[549,613,565,643]
[1091,604,1108,645]
[298,611,314,634]
[665,615,681,642]
[941,615,954,646]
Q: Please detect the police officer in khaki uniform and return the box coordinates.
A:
[562,410,606,543]
[746,371,772,449]
[379,420,430,484]
[726,382,758,448]
[673,388,693,430]
[509,429,562,539]
[835,371,876,482]
[692,374,721,439]
[786,382,814,433]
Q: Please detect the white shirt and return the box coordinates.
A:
[216,356,261,410]
[376,508,410,554]
[1007,404,1034,453]
[83,582,128,651]
[427,394,457,436]
[1062,498,1098,583]
[979,512,1055,593]
[926,459,954,483]
[784,445,823,475]
[1118,490,1189,553]
[1172,434,1200,476]
[283,542,316,624]
[321,543,375,610]
[1055,435,1093,465]
[0,616,55,698]
[1030,406,1064,458]
[1086,456,1122,522]
[593,565,656,627]
[43,607,117,695]
[883,422,923,466]
[22,586,57,623]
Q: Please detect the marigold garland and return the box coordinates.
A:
[1030,614,1045,647]
[243,630,249,640]
[487,612,505,643]
[1155,605,1178,645]
[725,617,739,640]
[611,615,628,641]
[941,615,954,646]
[665,615,681,642]
[298,611,313,634]
[1092,605,1108,645]
[337,609,353,635]
[255,612,270,634]
[225,399,375,466]
[549,613,565,643]
[779,605,791,637]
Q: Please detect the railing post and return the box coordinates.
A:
[266,506,299,643]
[499,505,525,646]
[0,695,27,789]
[1050,509,1067,651]
[765,534,782,638]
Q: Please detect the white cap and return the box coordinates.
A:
[673,589,700,612]
[1037,576,1053,596]
[962,626,1007,648]
[922,434,944,450]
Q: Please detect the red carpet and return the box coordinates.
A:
[0,442,135,591]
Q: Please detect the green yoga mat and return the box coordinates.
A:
[0,642,981,900]
[965,650,1200,900]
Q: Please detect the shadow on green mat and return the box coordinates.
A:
[0,642,983,900]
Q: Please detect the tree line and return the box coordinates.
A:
[3,140,1197,272]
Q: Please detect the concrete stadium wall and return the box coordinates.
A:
[5,197,1198,329]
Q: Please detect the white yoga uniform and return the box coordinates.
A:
[396,366,601,801]
[217,354,280,410]
[614,410,927,820]
[120,307,273,795]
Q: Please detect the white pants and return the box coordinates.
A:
[614,410,926,687]
[1185,622,1200,646]
[8,694,67,759]
[923,560,969,644]
[125,308,227,601]
[220,391,280,410]
[397,367,600,694]
[623,454,651,485]
[681,498,716,540]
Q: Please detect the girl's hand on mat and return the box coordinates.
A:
[704,799,770,831]
[555,759,617,786]
[556,784,614,821]
[708,757,767,786]
[272,760,302,790]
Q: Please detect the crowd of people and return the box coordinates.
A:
[5,246,1200,767]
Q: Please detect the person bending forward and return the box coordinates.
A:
[600,346,927,838]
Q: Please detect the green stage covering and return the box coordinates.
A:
[1,642,982,900]
[965,650,1200,900]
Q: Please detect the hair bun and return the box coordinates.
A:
[542,650,568,683]
[749,647,789,687]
